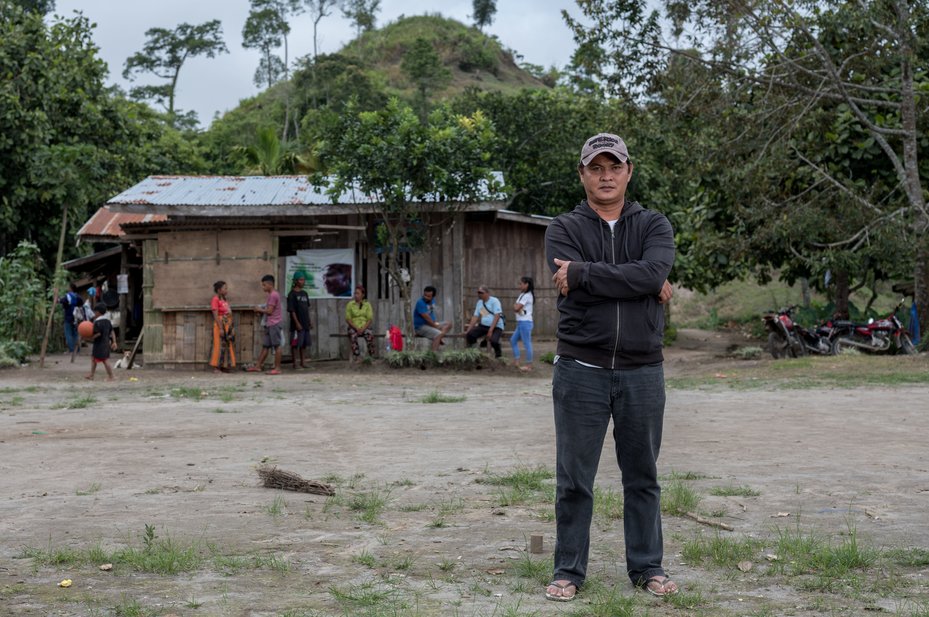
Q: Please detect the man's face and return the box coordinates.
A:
[423,290,435,303]
[294,277,305,289]
[261,281,273,293]
[578,152,633,209]
[324,266,350,295]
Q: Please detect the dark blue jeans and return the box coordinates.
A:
[63,321,78,353]
[551,358,667,589]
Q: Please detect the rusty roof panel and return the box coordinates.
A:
[77,206,168,240]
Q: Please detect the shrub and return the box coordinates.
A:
[0,242,49,354]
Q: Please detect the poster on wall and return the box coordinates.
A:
[285,249,354,298]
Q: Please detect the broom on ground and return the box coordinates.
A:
[257,466,335,496]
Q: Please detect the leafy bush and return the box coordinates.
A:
[385,348,488,370]
[0,341,31,367]
[437,348,485,369]
[0,242,49,354]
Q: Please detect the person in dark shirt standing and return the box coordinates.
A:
[543,133,676,601]
[287,272,312,370]
[86,303,116,381]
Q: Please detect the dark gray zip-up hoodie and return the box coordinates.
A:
[544,199,675,368]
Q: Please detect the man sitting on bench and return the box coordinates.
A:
[465,286,504,359]
[413,285,451,352]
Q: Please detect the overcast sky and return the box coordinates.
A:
[52,1,586,128]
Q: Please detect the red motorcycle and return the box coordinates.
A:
[763,305,807,358]
[830,300,917,355]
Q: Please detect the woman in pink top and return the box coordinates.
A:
[210,281,236,373]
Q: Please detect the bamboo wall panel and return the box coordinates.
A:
[152,230,274,308]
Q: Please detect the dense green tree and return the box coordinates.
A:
[341,0,380,36]
[472,0,496,31]
[312,98,498,333]
[302,0,338,61]
[0,3,205,267]
[243,5,289,89]
[123,20,229,126]
[10,0,52,13]
[401,37,451,119]
[234,127,314,175]
[566,0,929,325]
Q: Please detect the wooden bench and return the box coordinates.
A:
[327,331,510,356]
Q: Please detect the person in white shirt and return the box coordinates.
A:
[510,276,535,371]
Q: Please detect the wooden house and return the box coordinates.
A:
[98,175,553,369]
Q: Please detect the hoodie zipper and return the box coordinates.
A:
[609,219,620,369]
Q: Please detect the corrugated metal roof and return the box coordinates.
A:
[76,206,168,240]
[106,175,505,208]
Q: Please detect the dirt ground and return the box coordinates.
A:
[1,331,928,616]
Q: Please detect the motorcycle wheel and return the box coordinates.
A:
[831,337,855,355]
[789,336,807,358]
[899,334,918,355]
[768,333,788,359]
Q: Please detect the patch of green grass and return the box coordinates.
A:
[352,550,377,568]
[419,390,466,403]
[391,554,414,571]
[769,523,877,582]
[477,465,555,507]
[24,525,205,575]
[512,552,549,585]
[252,552,289,572]
[437,348,485,369]
[113,597,154,617]
[170,386,206,400]
[68,395,97,409]
[576,585,637,616]
[75,482,101,496]
[348,486,391,524]
[265,494,287,517]
[593,486,623,523]
[437,557,456,572]
[682,532,764,567]
[328,581,395,611]
[666,589,706,609]
[734,346,763,359]
[710,484,761,497]
[539,351,556,364]
[886,547,929,567]
[664,470,712,481]
[661,476,701,516]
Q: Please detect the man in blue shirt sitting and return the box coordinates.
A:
[465,286,505,358]
[413,286,451,352]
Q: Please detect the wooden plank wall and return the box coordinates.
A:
[463,218,555,337]
[152,229,274,308]
[142,213,554,367]
[160,309,261,369]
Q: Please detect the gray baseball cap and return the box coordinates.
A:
[580,133,629,165]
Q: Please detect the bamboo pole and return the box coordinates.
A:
[39,204,69,368]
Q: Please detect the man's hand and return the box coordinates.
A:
[658,280,673,304]
[553,258,571,296]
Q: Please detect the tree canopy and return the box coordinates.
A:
[123,19,229,127]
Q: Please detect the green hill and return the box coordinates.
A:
[201,14,549,172]
[339,13,547,98]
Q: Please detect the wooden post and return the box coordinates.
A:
[39,203,69,368]
[118,243,128,350]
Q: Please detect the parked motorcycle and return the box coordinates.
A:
[763,306,803,358]
[830,300,917,355]
[763,305,837,358]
